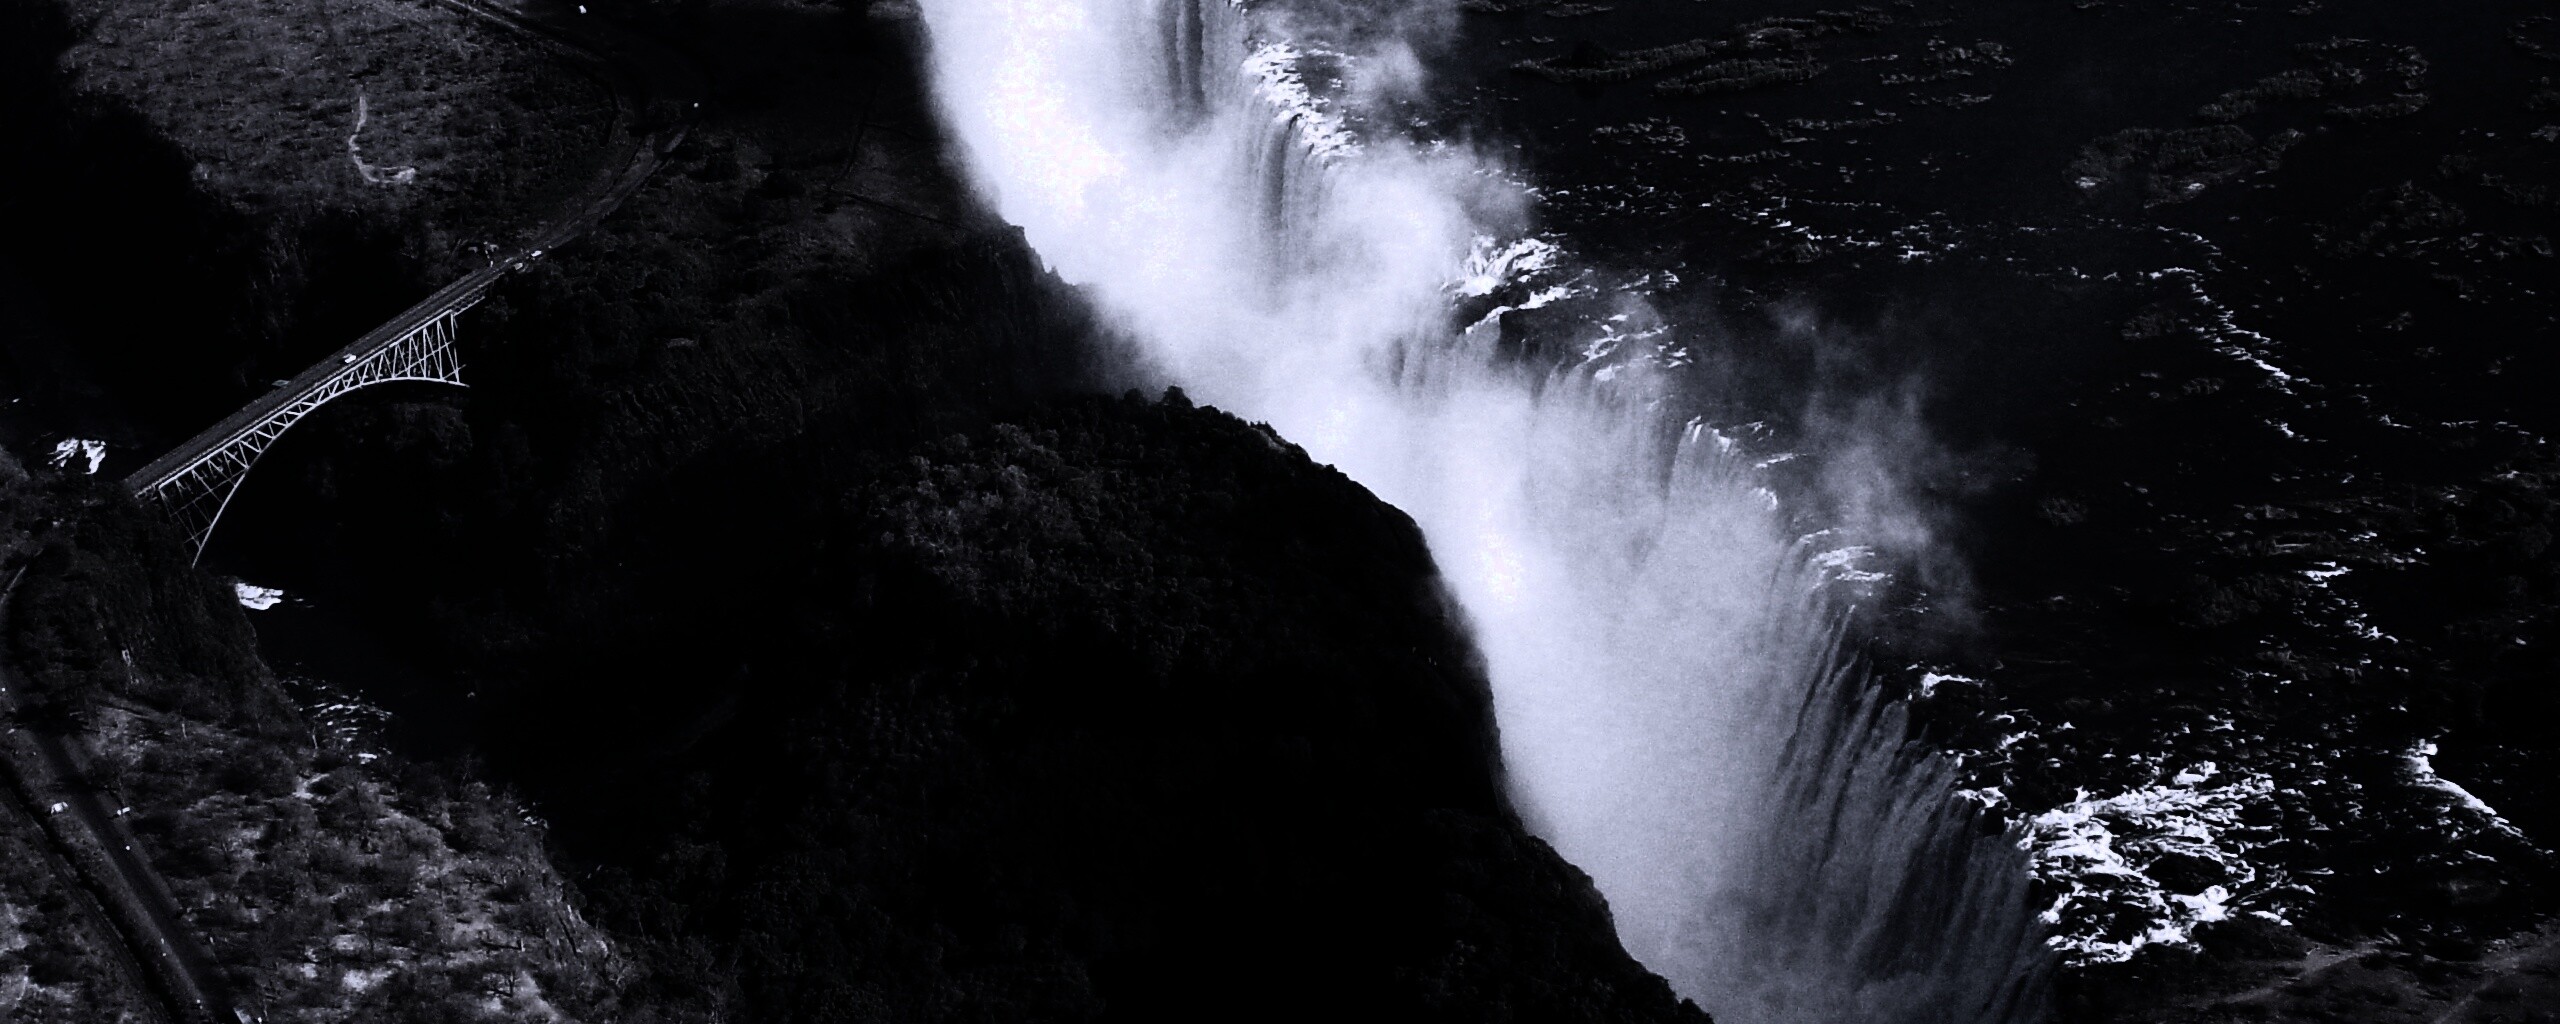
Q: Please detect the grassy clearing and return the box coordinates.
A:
[57,0,617,272]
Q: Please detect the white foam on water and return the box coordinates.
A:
[233,581,287,610]
[911,0,2050,1019]
[48,438,106,475]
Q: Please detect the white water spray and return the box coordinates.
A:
[912,0,2051,1020]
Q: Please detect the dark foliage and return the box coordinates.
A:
[5,477,289,731]
[146,9,1708,1005]
[0,0,429,450]
[509,393,1705,1024]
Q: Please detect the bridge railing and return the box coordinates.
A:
[123,261,511,496]
[121,258,519,558]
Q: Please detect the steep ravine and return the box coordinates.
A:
[0,0,610,459]
[23,0,2560,1021]
[3,0,1724,1020]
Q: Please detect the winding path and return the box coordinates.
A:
[125,0,703,560]
[2,3,700,1021]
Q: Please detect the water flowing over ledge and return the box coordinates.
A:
[909,0,2052,1019]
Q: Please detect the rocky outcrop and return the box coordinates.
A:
[506,392,1712,1024]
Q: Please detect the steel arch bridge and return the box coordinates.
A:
[118,0,700,563]
[123,271,500,561]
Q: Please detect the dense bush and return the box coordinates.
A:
[4,478,286,730]
[507,392,1706,1024]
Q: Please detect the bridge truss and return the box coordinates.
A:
[126,290,482,561]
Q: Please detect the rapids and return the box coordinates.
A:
[909,0,2053,1018]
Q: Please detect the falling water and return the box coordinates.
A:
[911,0,2053,1020]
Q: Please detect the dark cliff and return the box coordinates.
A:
[521,392,1708,1023]
[0,0,1715,1019]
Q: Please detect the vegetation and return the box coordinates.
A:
[93,704,625,1024]
[0,786,157,1023]
[469,392,1708,1023]
[5,2,1713,1020]
[209,0,1092,655]
[0,467,158,1022]
[0,0,603,455]
[57,0,614,268]
[1,467,626,1023]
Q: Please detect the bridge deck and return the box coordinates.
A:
[123,0,691,497]
[122,266,501,493]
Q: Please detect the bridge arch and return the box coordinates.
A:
[126,292,479,561]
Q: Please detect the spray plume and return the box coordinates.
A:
[911,0,2053,1019]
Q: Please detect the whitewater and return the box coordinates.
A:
[908,0,2052,1019]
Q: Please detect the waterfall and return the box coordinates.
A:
[911,0,2053,1020]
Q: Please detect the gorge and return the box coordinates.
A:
[5,0,2558,1020]
[911,0,2050,1019]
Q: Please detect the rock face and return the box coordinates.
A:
[3,0,1701,1018]
[6,384,1712,1023]
[525,392,1709,1024]
[0,0,1705,1013]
